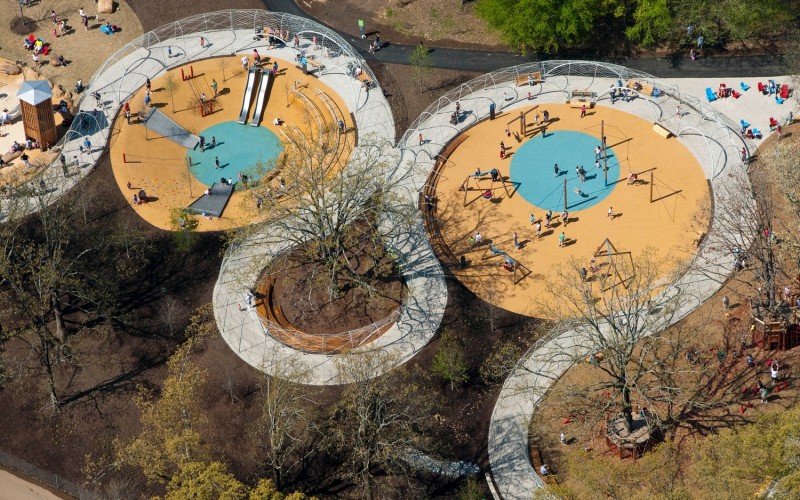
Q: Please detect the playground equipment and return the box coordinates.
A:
[249,70,272,126]
[506,105,539,137]
[591,238,634,293]
[237,67,259,124]
[482,244,531,285]
[460,168,514,206]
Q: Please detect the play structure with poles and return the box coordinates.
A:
[460,168,519,206]
[482,243,532,285]
[590,238,634,292]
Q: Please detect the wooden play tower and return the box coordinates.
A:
[16,80,57,149]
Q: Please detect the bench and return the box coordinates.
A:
[571,89,594,99]
[652,122,673,139]
[356,71,373,88]
[515,71,544,86]
[569,100,594,109]
[307,59,324,72]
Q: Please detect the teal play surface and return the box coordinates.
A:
[508,130,619,212]
[186,121,283,187]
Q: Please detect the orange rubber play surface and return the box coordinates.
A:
[109,56,351,231]
[434,104,710,316]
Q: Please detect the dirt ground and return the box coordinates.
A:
[0,1,793,498]
[1,0,144,100]
[301,0,503,51]
[531,122,800,493]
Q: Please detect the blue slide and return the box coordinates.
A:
[249,70,271,126]
[237,67,260,124]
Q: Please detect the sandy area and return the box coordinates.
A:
[109,55,353,231]
[436,103,710,316]
[0,468,62,500]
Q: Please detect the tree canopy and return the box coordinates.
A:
[476,0,796,52]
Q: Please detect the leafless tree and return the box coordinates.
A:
[250,354,320,490]
[325,351,435,499]
[232,127,419,300]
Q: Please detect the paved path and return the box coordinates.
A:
[390,57,798,498]
[483,79,797,498]
[263,0,788,78]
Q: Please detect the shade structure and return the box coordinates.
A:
[17,80,57,149]
[17,80,53,106]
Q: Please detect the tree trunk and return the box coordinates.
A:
[51,292,66,342]
[40,334,60,410]
[622,386,633,433]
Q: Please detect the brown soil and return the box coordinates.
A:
[0,0,144,106]
[301,0,505,51]
[530,123,800,491]
[266,231,405,335]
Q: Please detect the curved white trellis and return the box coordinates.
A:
[1,9,390,222]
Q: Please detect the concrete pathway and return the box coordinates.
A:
[263,0,789,78]
[479,74,798,498]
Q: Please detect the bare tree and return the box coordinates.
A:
[251,354,320,489]
[703,171,786,317]
[546,250,683,433]
[325,351,435,499]
[233,127,419,299]
[163,74,179,113]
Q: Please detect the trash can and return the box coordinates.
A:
[489,102,496,120]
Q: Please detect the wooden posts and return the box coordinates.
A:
[602,120,608,186]
[650,171,654,203]
[563,177,567,211]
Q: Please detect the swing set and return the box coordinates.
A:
[460,168,514,206]
[482,244,532,285]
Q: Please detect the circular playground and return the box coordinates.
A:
[109,55,353,231]
[434,103,710,316]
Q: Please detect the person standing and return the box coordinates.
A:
[211,79,218,98]
[31,53,40,68]
[562,210,569,227]
[595,146,602,160]
[553,163,559,177]
[125,108,131,125]
[513,231,520,249]
[543,110,549,123]
[608,206,614,220]
[418,134,424,146]
[580,104,586,118]
[530,213,535,225]
[559,231,565,248]
[200,36,206,48]
[475,231,483,245]
[241,56,249,71]
[535,222,542,238]
[771,360,779,385]
[144,91,151,108]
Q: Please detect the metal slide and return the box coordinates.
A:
[249,70,271,126]
[237,67,260,124]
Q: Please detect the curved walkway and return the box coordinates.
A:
[263,0,788,78]
[391,60,792,498]
[484,81,795,498]
[1,9,391,222]
[205,13,447,384]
